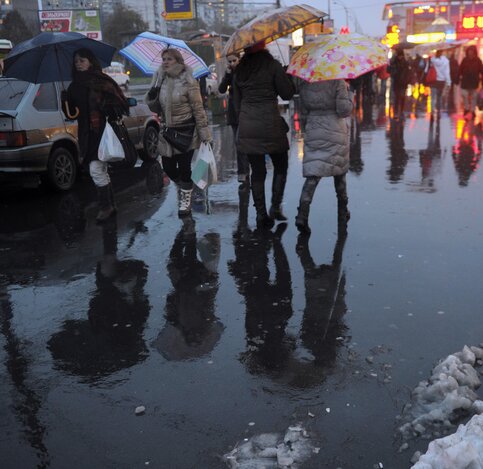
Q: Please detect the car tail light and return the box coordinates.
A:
[0,131,27,147]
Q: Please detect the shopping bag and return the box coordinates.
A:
[98,122,125,163]
[191,142,217,190]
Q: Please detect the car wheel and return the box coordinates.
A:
[140,125,159,161]
[43,147,77,191]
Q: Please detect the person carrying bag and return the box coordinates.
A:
[144,48,211,216]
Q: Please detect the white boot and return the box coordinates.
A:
[178,188,192,216]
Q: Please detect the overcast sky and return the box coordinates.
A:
[283,0,389,36]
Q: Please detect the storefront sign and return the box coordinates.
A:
[456,15,483,34]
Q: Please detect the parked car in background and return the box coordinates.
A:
[0,78,160,191]
[206,63,218,95]
[103,61,130,90]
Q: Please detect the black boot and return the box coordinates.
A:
[108,183,117,213]
[295,177,319,235]
[334,175,350,226]
[269,174,287,221]
[251,180,274,229]
[96,184,115,223]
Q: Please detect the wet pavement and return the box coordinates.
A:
[1,105,483,468]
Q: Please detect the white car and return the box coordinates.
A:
[103,61,130,90]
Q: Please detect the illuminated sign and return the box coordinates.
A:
[382,24,400,47]
[457,15,483,34]
[164,0,194,20]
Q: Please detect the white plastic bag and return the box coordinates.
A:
[191,142,217,189]
[98,122,125,163]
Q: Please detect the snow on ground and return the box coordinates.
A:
[224,424,317,468]
[398,345,483,442]
[411,414,483,468]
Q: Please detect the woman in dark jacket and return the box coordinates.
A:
[218,53,249,184]
[233,42,295,229]
[388,47,410,120]
[458,45,482,115]
[62,48,129,222]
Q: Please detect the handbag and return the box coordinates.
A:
[423,61,437,86]
[162,119,196,153]
[191,142,217,189]
[98,121,125,163]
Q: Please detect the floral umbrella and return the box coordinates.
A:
[287,33,388,82]
[223,4,327,56]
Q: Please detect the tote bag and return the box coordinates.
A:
[98,122,125,163]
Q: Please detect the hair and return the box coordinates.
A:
[162,48,185,65]
[72,47,101,78]
[235,48,273,82]
[226,52,241,60]
[436,50,443,58]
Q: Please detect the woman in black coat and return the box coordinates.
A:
[62,48,129,222]
[233,42,295,229]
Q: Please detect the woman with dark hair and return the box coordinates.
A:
[144,48,211,216]
[233,42,295,229]
[62,48,129,222]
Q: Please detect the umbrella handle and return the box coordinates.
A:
[64,100,79,119]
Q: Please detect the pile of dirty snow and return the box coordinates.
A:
[411,414,483,468]
[224,425,316,468]
[398,345,483,441]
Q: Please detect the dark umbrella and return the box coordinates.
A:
[3,32,116,84]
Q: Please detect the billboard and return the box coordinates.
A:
[163,0,194,20]
[39,10,102,40]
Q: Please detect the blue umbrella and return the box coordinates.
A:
[119,32,209,79]
[3,32,116,83]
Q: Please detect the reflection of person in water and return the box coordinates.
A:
[452,119,482,187]
[419,118,442,190]
[229,221,294,374]
[296,228,348,367]
[153,217,222,361]
[386,119,409,183]
[48,218,150,380]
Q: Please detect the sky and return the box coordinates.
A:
[284,0,389,37]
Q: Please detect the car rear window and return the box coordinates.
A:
[0,79,30,110]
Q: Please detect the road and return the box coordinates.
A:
[1,104,482,468]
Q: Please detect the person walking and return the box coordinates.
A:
[388,47,410,120]
[448,52,459,113]
[458,45,483,116]
[218,53,250,185]
[233,41,295,229]
[144,49,211,216]
[62,48,129,222]
[429,50,451,117]
[295,79,353,235]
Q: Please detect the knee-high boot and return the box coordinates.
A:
[334,175,350,226]
[251,180,274,229]
[295,177,319,234]
[96,183,115,223]
[269,174,287,221]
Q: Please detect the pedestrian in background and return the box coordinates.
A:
[429,50,451,117]
[62,48,129,222]
[295,79,353,235]
[144,49,211,216]
[458,45,483,117]
[448,52,459,113]
[218,52,250,185]
[388,46,410,120]
[233,41,295,229]
[376,64,390,105]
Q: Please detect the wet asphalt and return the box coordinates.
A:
[1,102,482,469]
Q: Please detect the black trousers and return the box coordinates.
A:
[247,152,288,182]
[162,150,194,189]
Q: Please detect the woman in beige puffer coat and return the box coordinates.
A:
[295,79,353,234]
[144,49,211,216]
